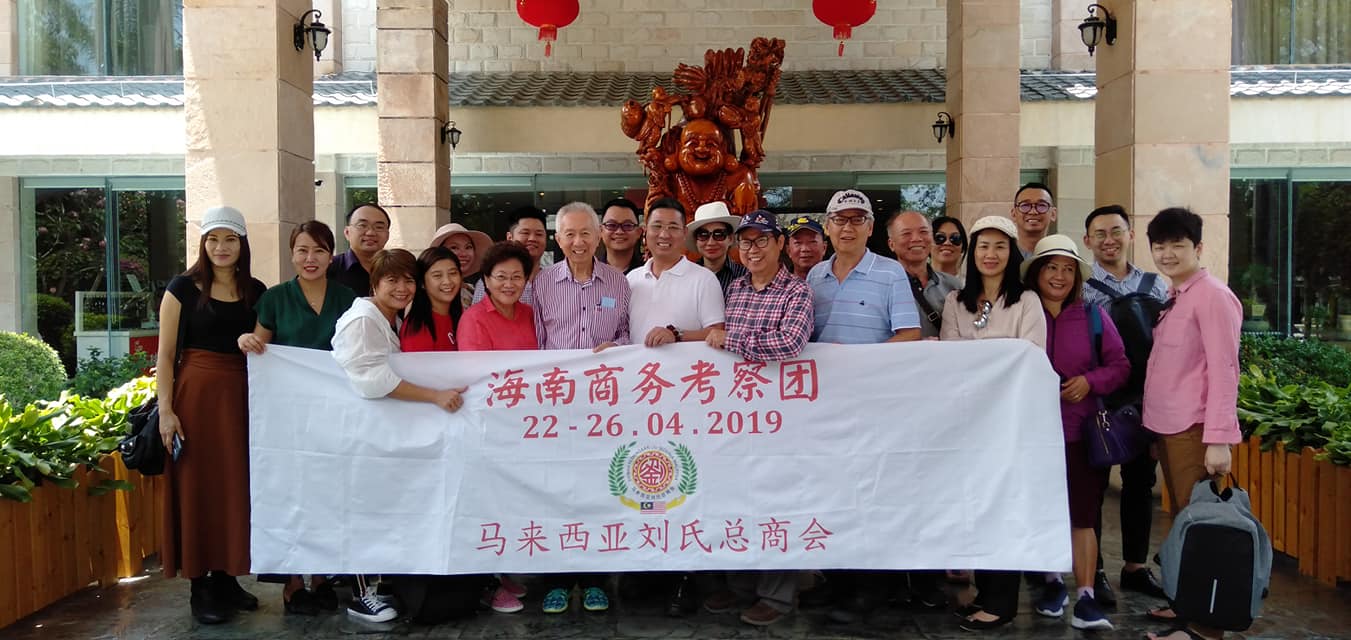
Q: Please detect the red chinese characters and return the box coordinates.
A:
[559,522,590,551]
[473,516,832,557]
[760,517,790,552]
[729,361,771,402]
[779,359,819,401]
[631,362,675,405]
[800,517,833,551]
[477,523,506,556]
[535,366,577,406]
[584,364,624,406]
[517,520,550,556]
[488,369,529,408]
[679,360,720,405]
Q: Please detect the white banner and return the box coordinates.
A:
[248,340,1071,575]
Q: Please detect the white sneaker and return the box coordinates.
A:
[347,592,398,623]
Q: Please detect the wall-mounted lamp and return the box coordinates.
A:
[294,9,331,62]
[441,121,462,149]
[1078,4,1117,56]
[932,112,955,144]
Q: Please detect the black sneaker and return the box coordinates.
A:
[1120,567,1168,600]
[1094,569,1117,608]
[666,574,697,617]
[190,577,233,625]
[347,592,399,623]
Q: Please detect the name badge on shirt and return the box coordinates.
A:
[600,296,617,309]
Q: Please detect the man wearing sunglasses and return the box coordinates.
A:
[598,198,646,274]
[1011,182,1058,258]
[687,201,748,296]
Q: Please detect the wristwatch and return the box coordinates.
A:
[665,324,682,342]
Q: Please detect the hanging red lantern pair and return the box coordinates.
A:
[813,0,877,56]
[515,0,579,57]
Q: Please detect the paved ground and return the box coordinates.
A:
[5,494,1350,639]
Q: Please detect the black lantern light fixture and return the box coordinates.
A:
[1077,4,1117,56]
[441,121,462,149]
[294,9,331,62]
[932,111,955,144]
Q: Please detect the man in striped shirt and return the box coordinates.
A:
[533,202,631,351]
[531,202,629,613]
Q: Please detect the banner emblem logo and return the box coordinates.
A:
[609,441,697,514]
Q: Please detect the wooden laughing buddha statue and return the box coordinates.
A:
[621,37,786,220]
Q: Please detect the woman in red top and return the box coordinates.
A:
[458,241,538,351]
[400,247,464,352]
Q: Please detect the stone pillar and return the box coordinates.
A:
[944,0,1022,228]
[376,0,450,252]
[314,162,343,232]
[1051,0,1094,71]
[1094,0,1231,279]
[314,0,343,76]
[0,0,17,75]
[1049,147,1095,240]
[0,177,22,332]
[183,0,316,284]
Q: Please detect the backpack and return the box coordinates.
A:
[1158,480,1272,631]
[1085,273,1166,407]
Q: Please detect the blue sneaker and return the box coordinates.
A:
[542,587,569,614]
[582,586,610,612]
[1034,581,1068,618]
[1070,595,1114,630]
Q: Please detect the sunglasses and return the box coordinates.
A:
[934,232,964,246]
[694,229,730,242]
[601,221,640,233]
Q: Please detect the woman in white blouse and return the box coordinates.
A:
[329,248,467,624]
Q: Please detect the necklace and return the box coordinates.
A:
[675,172,729,208]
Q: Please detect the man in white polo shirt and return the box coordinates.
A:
[628,197,726,346]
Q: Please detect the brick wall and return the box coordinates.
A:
[341,0,1057,73]
[1,0,18,76]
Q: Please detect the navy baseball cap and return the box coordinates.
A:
[786,215,824,238]
[736,209,781,235]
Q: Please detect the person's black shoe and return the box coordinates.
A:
[284,588,322,616]
[1121,567,1168,600]
[311,580,340,611]
[666,574,697,617]
[958,612,1014,631]
[210,572,259,611]
[827,592,876,624]
[1094,569,1117,608]
[190,577,233,625]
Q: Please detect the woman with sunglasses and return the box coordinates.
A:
[930,216,967,277]
[938,215,1046,631]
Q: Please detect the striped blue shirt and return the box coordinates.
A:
[807,250,921,344]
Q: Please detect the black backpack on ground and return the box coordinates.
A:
[1159,480,1272,631]
[1085,272,1167,408]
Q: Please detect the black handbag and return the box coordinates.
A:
[118,400,166,475]
[1081,304,1149,468]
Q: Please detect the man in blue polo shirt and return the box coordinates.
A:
[807,189,922,344]
[806,189,921,623]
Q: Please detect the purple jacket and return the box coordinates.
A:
[1046,303,1131,442]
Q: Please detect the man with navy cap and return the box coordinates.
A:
[786,215,828,280]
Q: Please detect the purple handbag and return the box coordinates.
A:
[1082,305,1148,468]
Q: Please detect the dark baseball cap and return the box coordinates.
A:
[786,215,824,237]
[735,209,781,235]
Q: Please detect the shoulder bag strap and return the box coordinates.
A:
[1085,278,1121,300]
[907,273,942,328]
[1137,272,1158,294]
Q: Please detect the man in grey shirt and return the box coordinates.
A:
[887,211,961,339]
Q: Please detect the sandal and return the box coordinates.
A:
[1144,626,1207,640]
[1145,606,1179,622]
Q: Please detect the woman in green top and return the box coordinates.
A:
[237,220,355,615]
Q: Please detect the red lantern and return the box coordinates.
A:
[813,0,877,56]
[515,0,579,57]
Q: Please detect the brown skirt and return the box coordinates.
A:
[161,349,251,578]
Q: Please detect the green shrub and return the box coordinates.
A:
[1239,335,1351,388]
[36,294,76,375]
[69,349,155,399]
[0,332,68,409]
[1238,366,1351,467]
[0,376,155,502]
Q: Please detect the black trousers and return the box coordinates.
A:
[973,570,1021,619]
[1097,446,1158,568]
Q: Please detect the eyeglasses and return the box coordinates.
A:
[1015,201,1053,214]
[934,232,964,246]
[737,235,773,250]
[489,274,526,284]
[1091,228,1128,241]
[648,223,683,235]
[351,222,389,233]
[694,228,730,242]
[827,214,872,227]
[973,300,994,329]
[602,221,639,233]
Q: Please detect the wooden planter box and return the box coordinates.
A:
[0,455,161,629]
[1231,437,1350,586]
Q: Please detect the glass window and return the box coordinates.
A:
[1292,181,1351,340]
[21,180,185,374]
[1233,0,1351,64]
[1228,178,1288,335]
[18,0,183,75]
